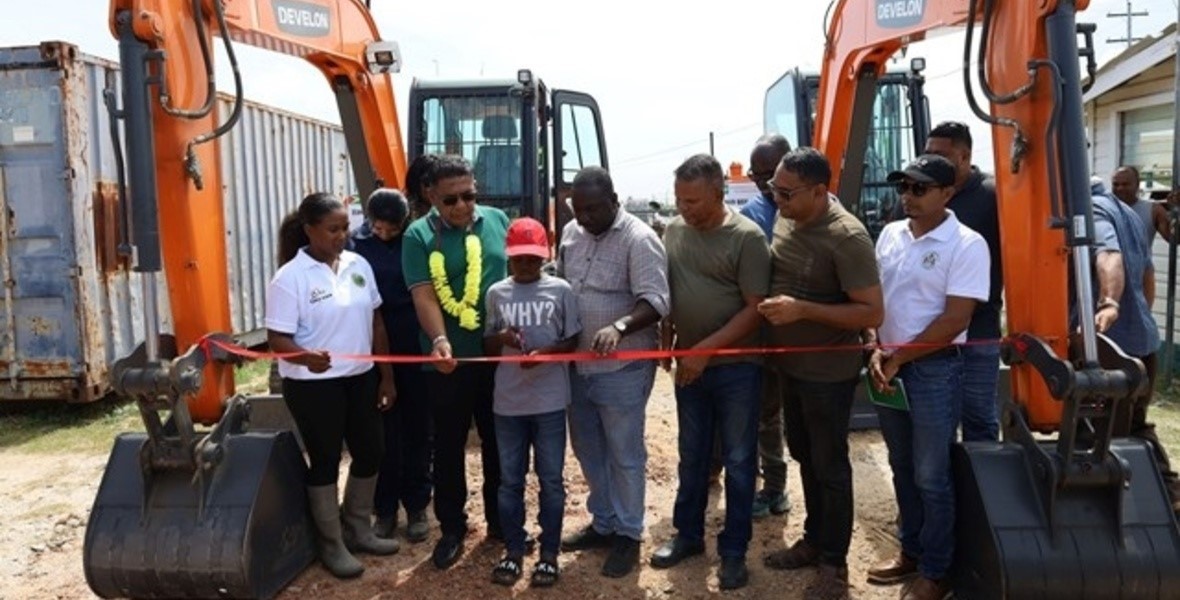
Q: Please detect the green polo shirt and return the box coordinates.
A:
[403,205,509,360]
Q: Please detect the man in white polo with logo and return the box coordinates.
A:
[866,154,989,600]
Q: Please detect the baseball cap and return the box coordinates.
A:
[886,154,956,187]
[505,217,550,258]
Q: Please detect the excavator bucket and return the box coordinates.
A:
[83,428,315,599]
[952,439,1180,599]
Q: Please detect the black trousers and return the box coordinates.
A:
[283,368,383,486]
[427,363,500,536]
[374,364,433,517]
[781,374,857,567]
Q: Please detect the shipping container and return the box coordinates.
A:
[0,41,354,403]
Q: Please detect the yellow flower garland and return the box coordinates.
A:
[429,234,482,330]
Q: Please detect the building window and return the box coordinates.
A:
[1120,103,1174,190]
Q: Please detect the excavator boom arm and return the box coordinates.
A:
[108,0,406,422]
[815,0,1094,430]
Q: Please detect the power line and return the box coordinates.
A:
[612,122,760,167]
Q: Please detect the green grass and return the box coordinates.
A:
[0,400,141,454]
[1152,382,1180,455]
[0,361,275,454]
[234,359,274,395]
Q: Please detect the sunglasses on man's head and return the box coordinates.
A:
[441,191,477,206]
[895,181,943,197]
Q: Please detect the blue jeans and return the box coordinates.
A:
[569,360,656,541]
[959,343,1000,442]
[875,353,962,580]
[495,410,567,558]
[672,363,761,558]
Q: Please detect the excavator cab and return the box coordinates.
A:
[406,71,609,246]
[808,0,1180,597]
[764,59,930,240]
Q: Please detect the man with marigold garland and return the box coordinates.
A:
[403,154,510,570]
[556,166,670,578]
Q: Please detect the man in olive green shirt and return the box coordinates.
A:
[649,154,770,591]
[757,148,883,597]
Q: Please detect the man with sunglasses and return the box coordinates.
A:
[740,134,793,522]
[402,154,511,570]
[867,154,989,600]
[756,147,883,598]
[908,121,1004,444]
[925,120,1000,446]
[742,134,791,240]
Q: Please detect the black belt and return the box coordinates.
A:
[913,345,962,362]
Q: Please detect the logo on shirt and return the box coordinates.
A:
[352,273,366,288]
[500,300,556,328]
[922,251,939,269]
[310,287,334,304]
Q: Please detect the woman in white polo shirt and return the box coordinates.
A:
[266,192,399,579]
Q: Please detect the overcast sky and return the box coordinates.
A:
[3,0,1176,199]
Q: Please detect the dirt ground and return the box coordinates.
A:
[2,374,908,600]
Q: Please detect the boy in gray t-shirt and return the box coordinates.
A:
[484,217,580,587]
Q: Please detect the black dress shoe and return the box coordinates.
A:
[432,533,465,569]
[649,536,705,569]
[561,525,615,551]
[601,536,640,578]
[719,556,749,590]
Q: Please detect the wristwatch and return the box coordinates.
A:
[612,318,628,334]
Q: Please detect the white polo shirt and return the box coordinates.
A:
[876,211,990,346]
[266,248,382,380]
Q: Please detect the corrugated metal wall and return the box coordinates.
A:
[0,42,353,401]
[219,96,354,345]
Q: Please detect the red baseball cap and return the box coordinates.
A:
[505,217,550,258]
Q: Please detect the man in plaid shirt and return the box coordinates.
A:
[556,166,670,579]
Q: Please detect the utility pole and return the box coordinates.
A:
[709,132,715,157]
[1107,0,1148,49]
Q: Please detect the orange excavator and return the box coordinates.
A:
[84,1,405,597]
[83,0,607,597]
[812,0,1180,596]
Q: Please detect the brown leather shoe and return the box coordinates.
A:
[866,553,918,585]
[764,538,820,570]
[900,576,951,600]
[804,564,850,600]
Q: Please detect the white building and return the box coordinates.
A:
[1084,23,1178,345]
[1085,23,1176,191]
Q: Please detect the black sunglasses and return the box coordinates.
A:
[895,181,944,197]
[441,191,477,206]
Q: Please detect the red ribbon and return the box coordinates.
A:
[202,336,1006,365]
